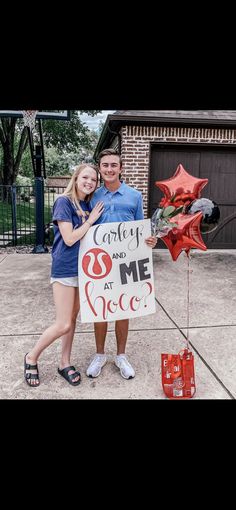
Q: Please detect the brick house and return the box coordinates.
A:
[46,175,71,195]
[94,111,236,249]
[46,176,71,188]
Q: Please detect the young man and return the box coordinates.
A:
[86,149,157,380]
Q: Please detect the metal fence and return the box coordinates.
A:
[0,184,65,247]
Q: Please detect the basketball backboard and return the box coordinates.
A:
[0,110,70,120]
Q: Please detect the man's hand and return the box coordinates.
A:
[145,235,158,248]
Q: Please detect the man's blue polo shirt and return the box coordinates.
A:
[90,181,144,224]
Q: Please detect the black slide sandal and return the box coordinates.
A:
[58,366,81,386]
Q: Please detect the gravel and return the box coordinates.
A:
[0,246,52,254]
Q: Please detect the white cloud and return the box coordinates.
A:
[79,110,116,131]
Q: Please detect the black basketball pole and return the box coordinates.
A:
[29,119,48,253]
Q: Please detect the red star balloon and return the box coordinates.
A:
[155,164,208,200]
[162,211,207,261]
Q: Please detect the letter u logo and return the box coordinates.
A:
[82,248,112,279]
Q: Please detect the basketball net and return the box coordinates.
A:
[21,110,38,131]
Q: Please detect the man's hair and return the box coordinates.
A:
[98,148,122,166]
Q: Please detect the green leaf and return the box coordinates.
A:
[162,206,176,217]
[168,206,184,218]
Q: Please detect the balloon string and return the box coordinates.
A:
[186,252,191,350]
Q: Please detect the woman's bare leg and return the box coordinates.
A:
[59,288,81,383]
[26,283,76,385]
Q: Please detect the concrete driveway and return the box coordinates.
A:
[0,249,235,399]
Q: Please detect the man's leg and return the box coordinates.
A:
[115,319,129,354]
[115,319,135,379]
[86,322,108,378]
[94,322,108,353]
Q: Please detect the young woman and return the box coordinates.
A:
[24,163,104,387]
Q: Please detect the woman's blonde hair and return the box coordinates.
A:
[63,163,98,206]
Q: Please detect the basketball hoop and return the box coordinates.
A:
[21,110,38,131]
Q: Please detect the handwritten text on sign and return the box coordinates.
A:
[78,219,156,322]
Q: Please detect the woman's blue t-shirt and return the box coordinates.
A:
[51,196,90,278]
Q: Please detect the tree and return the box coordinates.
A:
[0,118,28,186]
[98,120,105,134]
[44,128,100,176]
[41,110,101,153]
[0,110,101,186]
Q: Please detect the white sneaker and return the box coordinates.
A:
[115,354,135,379]
[86,354,107,378]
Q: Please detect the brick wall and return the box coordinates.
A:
[120,125,236,216]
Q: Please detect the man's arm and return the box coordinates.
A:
[134,194,144,220]
[134,193,157,247]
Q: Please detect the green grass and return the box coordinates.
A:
[0,199,52,234]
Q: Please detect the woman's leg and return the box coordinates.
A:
[59,287,81,383]
[25,283,76,385]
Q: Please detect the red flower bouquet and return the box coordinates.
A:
[151,195,184,238]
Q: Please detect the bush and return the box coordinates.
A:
[20,193,30,202]
[16,175,33,187]
[16,175,34,202]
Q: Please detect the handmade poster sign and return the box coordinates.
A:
[79,219,156,322]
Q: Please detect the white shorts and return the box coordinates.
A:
[50,277,79,287]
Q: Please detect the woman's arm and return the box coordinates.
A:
[58,220,92,247]
[58,201,104,247]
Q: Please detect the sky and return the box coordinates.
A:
[79,110,116,131]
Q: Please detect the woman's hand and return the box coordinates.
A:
[88,201,104,225]
[145,235,158,248]
[58,201,104,246]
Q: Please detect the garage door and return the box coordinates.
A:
[149,145,236,249]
